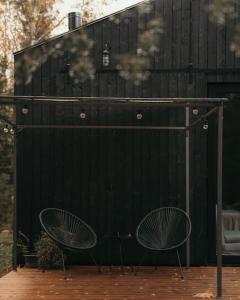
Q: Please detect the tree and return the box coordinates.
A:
[0,0,63,87]
[79,0,109,24]
[0,0,61,229]
[10,0,63,49]
[0,55,14,230]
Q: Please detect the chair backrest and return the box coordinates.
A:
[222,209,240,231]
[39,208,97,250]
[136,207,191,251]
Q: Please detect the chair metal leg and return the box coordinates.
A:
[135,252,146,276]
[155,253,158,270]
[88,252,101,272]
[177,250,184,279]
[138,253,146,267]
[119,241,123,271]
[61,251,67,280]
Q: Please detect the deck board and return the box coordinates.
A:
[0,266,239,299]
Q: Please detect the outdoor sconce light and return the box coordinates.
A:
[102,43,110,67]
[203,120,208,130]
[21,105,29,115]
[192,107,199,116]
[10,128,15,135]
[80,112,86,119]
[60,62,71,74]
[136,113,143,120]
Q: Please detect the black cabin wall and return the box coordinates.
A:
[15,0,240,265]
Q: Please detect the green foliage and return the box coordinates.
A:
[0,0,61,88]
[0,174,13,229]
[9,0,61,48]
[0,56,14,231]
[0,232,12,273]
[17,239,29,256]
[35,231,62,268]
[0,56,8,93]
[17,231,30,256]
[0,66,14,243]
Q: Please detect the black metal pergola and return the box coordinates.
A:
[0,96,227,298]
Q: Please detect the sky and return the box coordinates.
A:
[56,0,141,33]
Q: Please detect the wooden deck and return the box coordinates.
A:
[0,266,240,299]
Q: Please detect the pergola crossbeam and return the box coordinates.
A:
[0,96,228,106]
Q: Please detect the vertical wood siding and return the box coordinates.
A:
[15,0,240,265]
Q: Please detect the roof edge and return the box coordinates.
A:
[14,0,145,56]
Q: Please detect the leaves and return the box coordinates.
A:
[117,16,164,85]
[208,0,236,25]
[193,292,215,299]
[208,0,240,56]
[35,231,62,267]
[0,232,12,273]
[10,0,61,48]
[117,53,150,85]
[230,23,240,56]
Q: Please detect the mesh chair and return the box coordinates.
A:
[136,207,191,278]
[39,208,98,278]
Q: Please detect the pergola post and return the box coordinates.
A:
[12,114,17,271]
[185,106,190,267]
[216,103,223,298]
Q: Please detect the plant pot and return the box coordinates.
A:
[24,254,38,268]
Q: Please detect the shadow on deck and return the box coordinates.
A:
[0,266,239,299]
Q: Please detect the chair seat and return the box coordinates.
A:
[136,207,191,251]
[135,207,191,279]
[39,208,97,251]
[39,208,98,279]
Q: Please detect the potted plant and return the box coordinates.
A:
[35,231,62,269]
[17,231,38,268]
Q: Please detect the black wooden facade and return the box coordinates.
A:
[14,0,240,265]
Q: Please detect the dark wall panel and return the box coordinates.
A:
[16,73,209,265]
[15,0,240,265]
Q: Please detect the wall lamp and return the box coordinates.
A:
[102,43,111,67]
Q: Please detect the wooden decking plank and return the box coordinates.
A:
[0,267,239,299]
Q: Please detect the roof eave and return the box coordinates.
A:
[14,0,145,56]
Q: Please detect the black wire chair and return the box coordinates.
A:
[39,208,98,278]
[136,207,191,278]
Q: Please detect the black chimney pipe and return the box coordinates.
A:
[68,12,81,31]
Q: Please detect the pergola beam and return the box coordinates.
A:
[16,125,186,130]
[217,103,224,298]
[0,96,228,106]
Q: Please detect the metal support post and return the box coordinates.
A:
[185,106,190,267]
[12,122,17,271]
[216,103,223,298]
